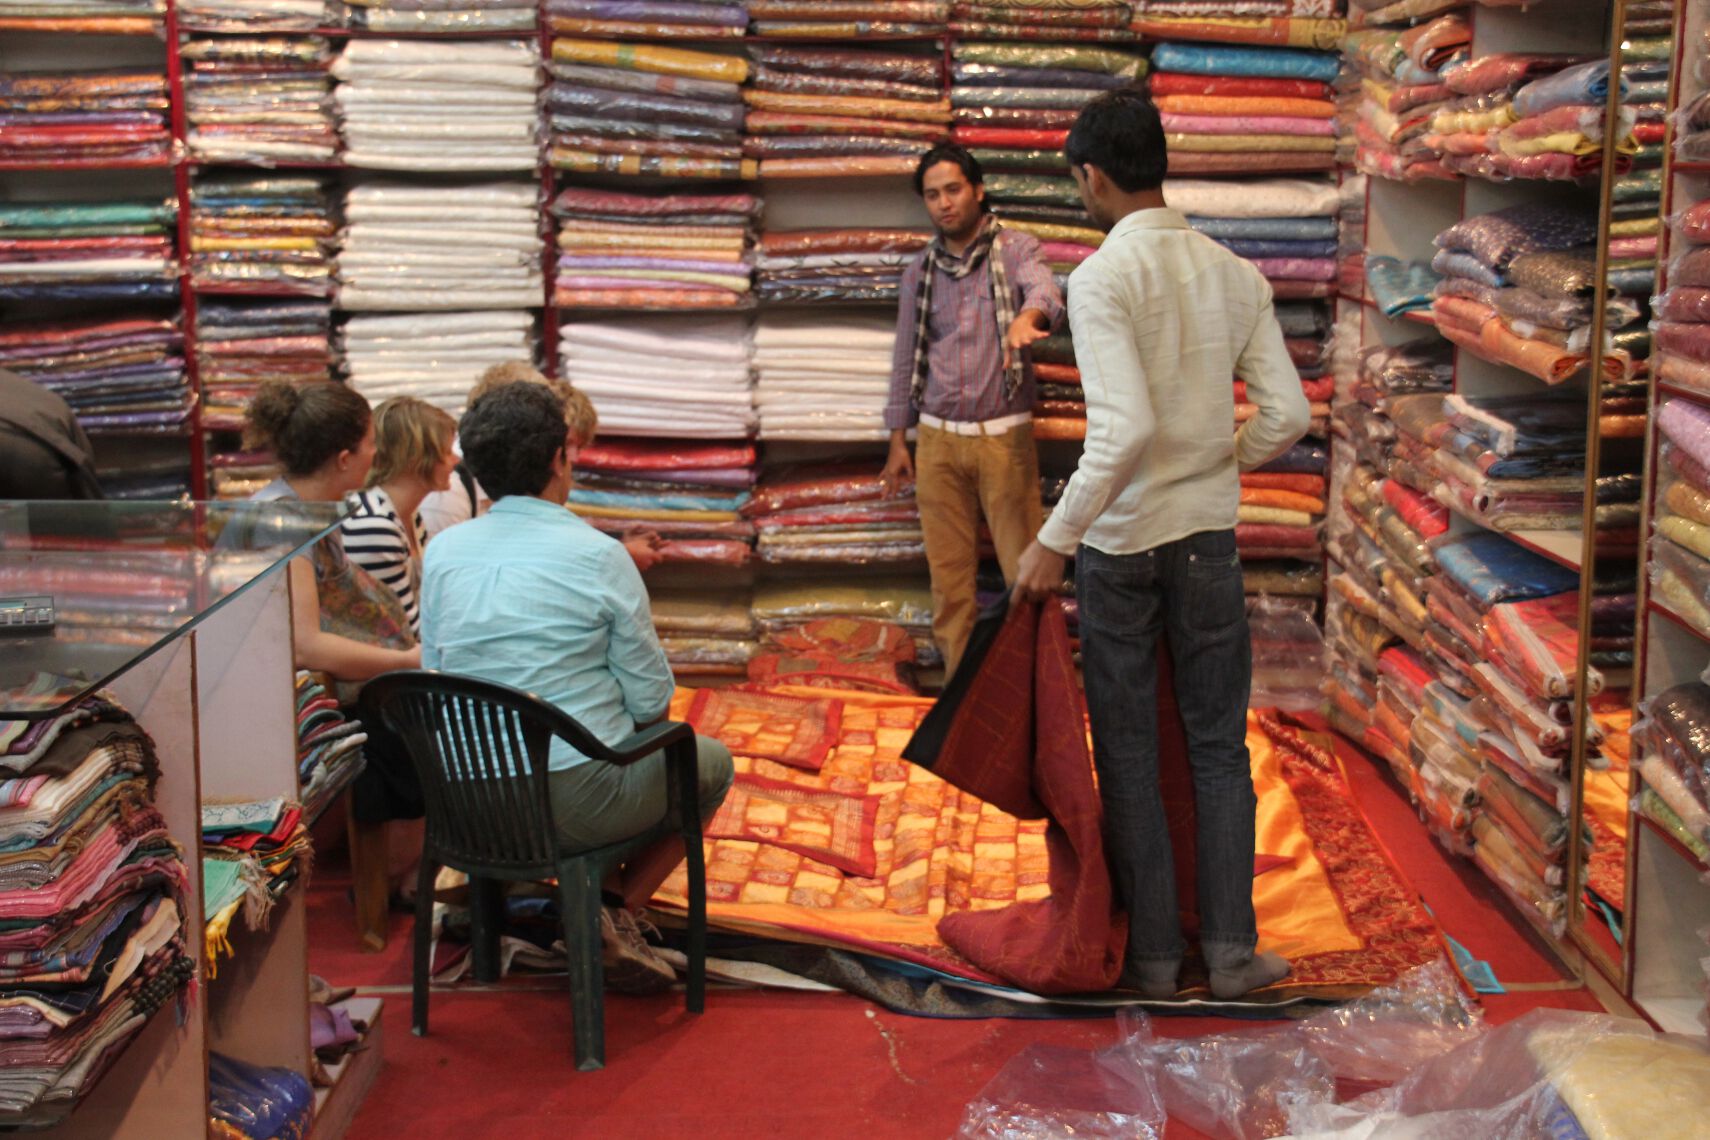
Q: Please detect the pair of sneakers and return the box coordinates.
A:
[599,908,678,995]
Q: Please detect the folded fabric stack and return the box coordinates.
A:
[338,0,537,31]
[195,299,334,442]
[744,45,949,178]
[548,38,752,179]
[1621,6,1670,172]
[202,797,308,971]
[951,0,1131,42]
[743,465,923,565]
[178,0,325,29]
[342,311,535,414]
[561,315,755,437]
[551,185,760,310]
[1027,331,1084,439]
[1166,174,1342,301]
[1632,680,1710,864]
[1652,201,1710,397]
[0,316,191,452]
[294,672,366,823]
[572,441,757,565]
[0,0,162,33]
[337,181,542,311]
[1429,202,1632,386]
[1648,399,1710,638]
[1249,595,1327,711]
[208,1052,315,1140]
[950,42,1140,198]
[189,174,335,295]
[649,590,758,678]
[1143,41,1339,175]
[1237,440,1326,564]
[0,199,177,304]
[0,698,194,1129]
[753,311,894,440]
[750,576,937,671]
[209,450,281,500]
[332,39,540,171]
[1340,13,1467,183]
[182,36,337,164]
[0,68,172,166]
[1132,1,1344,52]
[1364,255,1440,317]
[1425,53,1632,183]
[755,226,931,304]
[750,0,944,37]
[547,0,746,37]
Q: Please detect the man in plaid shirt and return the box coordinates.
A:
[881,144,1064,677]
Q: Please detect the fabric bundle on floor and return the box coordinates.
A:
[951,0,1132,42]
[1340,14,1467,183]
[332,39,540,171]
[561,314,755,437]
[755,226,931,304]
[1142,40,1340,174]
[744,45,950,178]
[551,185,760,309]
[189,174,335,295]
[195,298,334,445]
[751,0,946,38]
[177,0,324,30]
[649,589,758,676]
[548,38,753,179]
[0,316,191,459]
[753,310,895,440]
[0,0,163,33]
[338,0,536,32]
[570,440,757,566]
[0,697,195,1129]
[743,465,923,565]
[182,36,337,164]
[342,310,535,414]
[547,0,745,38]
[0,198,177,303]
[336,180,542,311]
[0,68,172,165]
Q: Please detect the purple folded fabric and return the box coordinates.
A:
[544,0,748,23]
[1659,396,1710,473]
[556,255,752,275]
[1159,114,1336,137]
[1251,257,1337,282]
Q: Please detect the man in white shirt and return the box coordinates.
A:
[1014,90,1311,1000]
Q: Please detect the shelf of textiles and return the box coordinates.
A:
[0,0,164,36]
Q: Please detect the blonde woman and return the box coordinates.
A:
[341,396,458,636]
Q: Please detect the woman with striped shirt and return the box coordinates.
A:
[341,397,458,636]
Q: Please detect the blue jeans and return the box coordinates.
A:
[1076,529,1258,969]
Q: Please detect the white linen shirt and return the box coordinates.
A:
[1036,207,1311,557]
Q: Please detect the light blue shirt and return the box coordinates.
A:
[419,495,675,770]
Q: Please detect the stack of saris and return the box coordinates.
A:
[754,226,930,304]
[337,180,543,311]
[1649,399,1710,640]
[751,576,937,672]
[552,185,760,310]
[0,316,190,454]
[574,441,758,566]
[188,174,335,295]
[1421,52,1624,183]
[194,300,334,439]
[332,39,541,171]
[1652,203,1710,397]
[294,672,367,822]
[341,311,535,414]
[649,589,758,678]
[1166,174,1342,300]
[0,0,162,33]
[951,0,1130,41]
[1339,14,1466,183]
[0,697,194,1130]
[182,36,337,164]
[339,0,537,31]
[753,311,894,440]
[547,0,746,38]
[178,0,326,29]
[743,45,949,178]
[0,199,177,303]
[1632,680,1710,864]
[743,465,923,565]
[751,0,944,37]
[548,38,752,179]
[0,68,171,165]
[1143,40,1339,174]
[561,315,756,437]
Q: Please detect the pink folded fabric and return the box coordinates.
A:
[1158,113,1336,137]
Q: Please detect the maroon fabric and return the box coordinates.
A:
[915,599,1128,993]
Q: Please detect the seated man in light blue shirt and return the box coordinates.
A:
[418,380,734,932]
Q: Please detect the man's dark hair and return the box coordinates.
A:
[1065,88,1168,194]
[913,143,984,197]
[458,381,568,501]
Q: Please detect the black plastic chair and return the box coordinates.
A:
[360,669,708,1072]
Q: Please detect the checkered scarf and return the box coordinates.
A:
[909,214,1023,409]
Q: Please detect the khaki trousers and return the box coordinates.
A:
[914,420,1044,678]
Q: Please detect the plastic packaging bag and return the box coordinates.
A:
[955,1040,1165,1140]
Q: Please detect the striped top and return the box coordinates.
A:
[340,486,427,635]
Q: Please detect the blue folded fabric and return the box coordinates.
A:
[568,487,749,512]
[1608,266,1655,295]
[1148,43,1341,83]
[1187,215,1338,241]
[1434,531,1580,606]
[1512,60,1623,119]
[1365,255,1443,317]
[1220,238,1338,260]
[1430,248,1506,288]
[1255,441,1328,475]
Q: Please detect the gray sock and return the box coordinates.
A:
[1119,959,1181,999]
[1208,950,1290,999]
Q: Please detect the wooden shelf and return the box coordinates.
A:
[1647,595,1710,647]
[1635,799,1710,876]
[1657,379,1710,408]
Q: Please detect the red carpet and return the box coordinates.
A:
[308,729,1605,1140]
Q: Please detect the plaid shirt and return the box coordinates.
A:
[884,228,1064,430]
